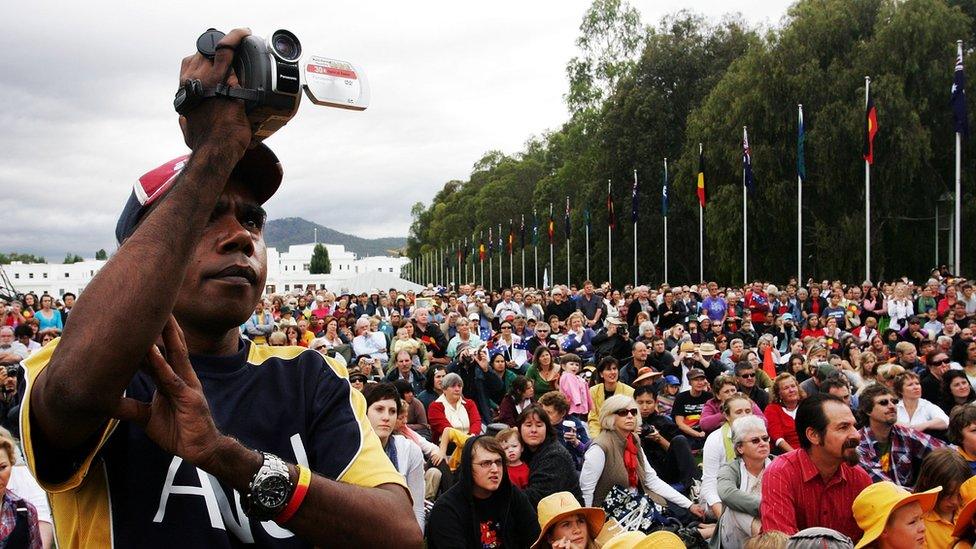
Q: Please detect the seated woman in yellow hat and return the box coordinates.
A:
[531,491,605,549]
[852,481,940,549]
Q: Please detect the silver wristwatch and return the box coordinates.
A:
[243,452,293,521]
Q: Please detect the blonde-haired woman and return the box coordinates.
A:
[0,428,42,547]
[560,312,596,363]
[579,395,704,518]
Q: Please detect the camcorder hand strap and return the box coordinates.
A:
[174,79,264,116]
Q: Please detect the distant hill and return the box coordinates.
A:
[265,217,406,258]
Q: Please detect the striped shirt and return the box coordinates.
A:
[760,448,872,540]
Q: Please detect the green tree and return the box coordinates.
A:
[309,244,331,274]
[0,252,46,264]
[63,254,84,264]
[565,0,646,113]
[95,249,108,260]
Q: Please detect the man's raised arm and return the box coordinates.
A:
[29,29,255,454]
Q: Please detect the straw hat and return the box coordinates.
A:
[852,481,940,549]
[530,491,605,549]
[600,531,646,549]
[952,475,976,537]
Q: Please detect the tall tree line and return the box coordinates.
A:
[408,0,976,286]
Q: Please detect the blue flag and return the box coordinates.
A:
[953,48,969,138]
[743,127,755,193]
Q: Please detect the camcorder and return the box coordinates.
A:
[175,28,371,144]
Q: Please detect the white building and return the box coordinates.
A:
[1,243,409,299]
[264,243,409,295]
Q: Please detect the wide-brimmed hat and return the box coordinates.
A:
[632,367,663,385]
[601,530,685,549]
[699,342,718,357]
[787,527,854,548]
[952,475,976,537]
[530,491,605,549]
[853,481,940,548]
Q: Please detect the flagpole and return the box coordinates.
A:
[509,239,514,289]
[865,76,871,282]
[534,244,539,289]
[698,143,704,282]
[957,39,964,275]
[566,197,571,288]
[633,169,638,287]
[743,126,749,285]
[585,217,591,282]
[664,158,669,285]
[498,223,502,288]
[549,203,554,288]
[607,179,613,287]
[534,209,539,289]
[798,104,804,285]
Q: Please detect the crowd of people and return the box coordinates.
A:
[9,270,976,546]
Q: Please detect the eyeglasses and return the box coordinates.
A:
[930,358,950,366]
[744,435,771,445]
[501,325,512,330]
[614,408,639,417]
[876,398,900,407]
[474,459,504,470]
[739,373,756,379]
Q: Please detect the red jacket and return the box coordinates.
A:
[428,397,482,443]
[765,403,800,450]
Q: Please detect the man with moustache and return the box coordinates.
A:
[855,385,945,489]
[759,393,872,540]
[426,436,539,547]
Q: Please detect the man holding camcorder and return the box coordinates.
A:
[21,28,420,548]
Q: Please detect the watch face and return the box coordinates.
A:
[257,476,291,509]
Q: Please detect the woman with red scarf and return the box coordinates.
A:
[579,394,705,519]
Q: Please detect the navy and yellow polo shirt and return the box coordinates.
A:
[21,339,406,548]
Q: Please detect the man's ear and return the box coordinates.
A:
[805,427,821,447]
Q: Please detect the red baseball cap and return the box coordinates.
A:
[115,143,282,243]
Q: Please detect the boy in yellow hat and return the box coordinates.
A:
[852,481,940,549]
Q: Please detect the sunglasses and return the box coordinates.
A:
[739,373,756,379]
[743,435,771,445]
[876,398,900,407]
[614,408,639,417]
[930,358,950,366]
[501,325,512,329]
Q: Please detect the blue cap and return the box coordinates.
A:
[664,375,680,385]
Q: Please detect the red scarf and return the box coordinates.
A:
[624,434,639,488]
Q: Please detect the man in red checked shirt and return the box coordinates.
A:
[744,281,771,325]
[760,393,872,540]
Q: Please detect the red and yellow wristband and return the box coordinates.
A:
[276,465,312,524]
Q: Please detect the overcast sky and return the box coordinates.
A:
[0,0,793,260]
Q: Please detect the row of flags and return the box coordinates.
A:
[437,47,969,265]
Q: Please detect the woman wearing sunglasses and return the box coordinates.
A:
[579,395,705,518]
[709,415,771,549]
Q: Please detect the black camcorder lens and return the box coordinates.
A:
[270,30,301,62]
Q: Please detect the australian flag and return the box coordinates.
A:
[953,47,969,138]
